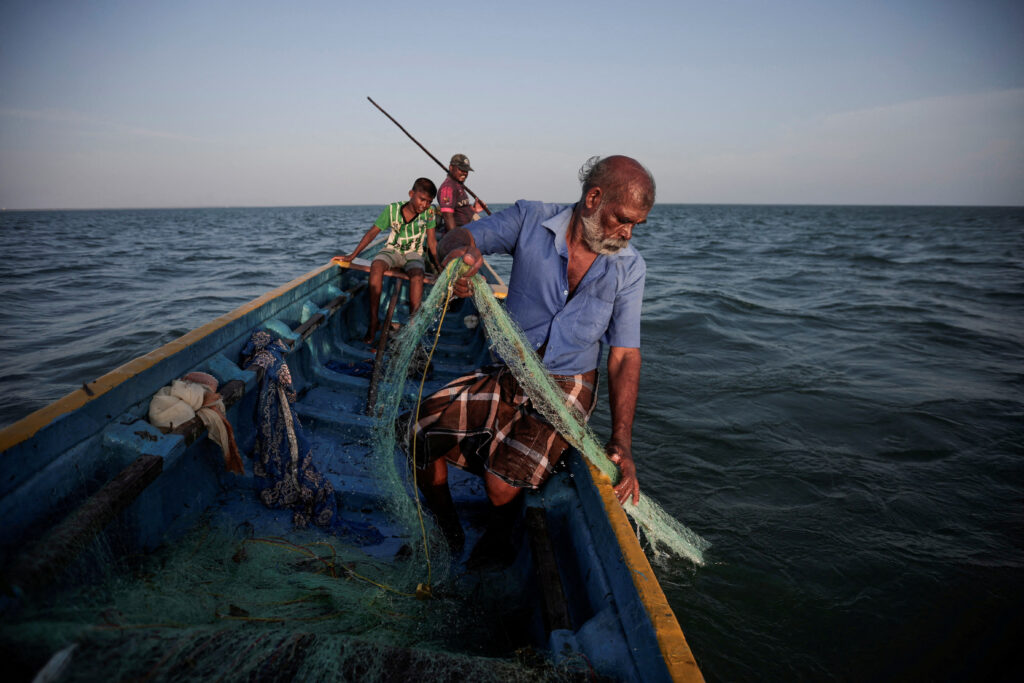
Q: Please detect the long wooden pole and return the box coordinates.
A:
[366,278,404,415]
[367,96,491,216]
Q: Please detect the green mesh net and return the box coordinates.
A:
[356,257,707,585]
[2,522,589,681]
[367,267,466,592]
[448,262,710,565]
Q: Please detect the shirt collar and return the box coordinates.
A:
[542,205,575,259]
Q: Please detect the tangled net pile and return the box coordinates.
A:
[1,522,577,681]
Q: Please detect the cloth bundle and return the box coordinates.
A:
[148,371,244,474]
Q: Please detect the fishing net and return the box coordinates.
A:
[364,257,707,588]
[365,268,467,594]
[444,261,710,565]
[1,522,590,682]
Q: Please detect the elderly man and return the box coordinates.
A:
[410,155,654,564]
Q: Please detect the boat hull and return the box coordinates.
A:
[0,260,702,682]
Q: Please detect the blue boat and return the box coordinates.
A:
[0,257,703,682]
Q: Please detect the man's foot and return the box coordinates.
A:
[362,320,380,346]
[419,482,465,556]
[466,525,517,570]
[436,513,466,556]
[466,502,519,571]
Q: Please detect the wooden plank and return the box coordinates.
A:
[366,280,404,414]
[339,259,437,284]
[525,506,572,632]
[4,454,164,594]
[291,282,367,342]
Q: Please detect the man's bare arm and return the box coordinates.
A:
[334,225,382,262]
[426,228,438,268]
[606,345,642,505]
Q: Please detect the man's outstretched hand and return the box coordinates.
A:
[607,440,639,506]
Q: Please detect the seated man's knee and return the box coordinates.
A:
[484,473,521,507]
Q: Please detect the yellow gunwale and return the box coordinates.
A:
[0,262,336,454]
[1,257,506,453]
[585,459,706,683]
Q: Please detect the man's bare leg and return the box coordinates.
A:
[415,457,464,553]
[468,472,523,570]
[408,269,424,315]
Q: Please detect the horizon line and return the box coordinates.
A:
[3,200,1023,212]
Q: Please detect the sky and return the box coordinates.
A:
[0,0,1021,209]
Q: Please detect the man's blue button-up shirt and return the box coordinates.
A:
[467,200,646,375]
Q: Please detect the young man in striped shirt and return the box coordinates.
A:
[335,177,440,345]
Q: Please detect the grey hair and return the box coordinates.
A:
[578,155,656,207]
[578,155,603,187]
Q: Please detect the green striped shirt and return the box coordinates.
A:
[374,202,438,254]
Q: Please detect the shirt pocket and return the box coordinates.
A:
[572,297,614,345]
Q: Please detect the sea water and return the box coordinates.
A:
[1,204,1021,681]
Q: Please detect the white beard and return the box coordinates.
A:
[581,206,628,255]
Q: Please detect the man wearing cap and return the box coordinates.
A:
[437,153,485,238]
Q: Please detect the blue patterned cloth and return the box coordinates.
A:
[242,329,338,529]
[241,330,384,545]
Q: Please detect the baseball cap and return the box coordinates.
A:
[450,154,474,172]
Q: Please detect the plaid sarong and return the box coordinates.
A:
[410,364,597,488]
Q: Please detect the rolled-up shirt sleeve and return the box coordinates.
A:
[438,182,455,214]
[603,258,646,349]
